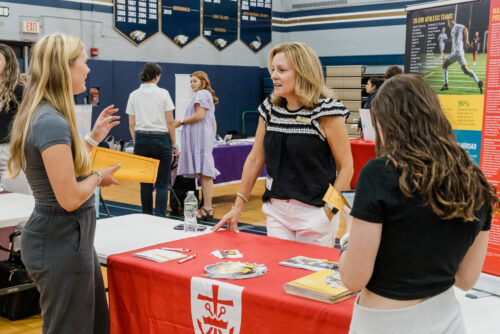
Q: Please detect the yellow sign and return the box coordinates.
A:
[439,95,484,131]
[322,184,350,212]
[90,147,159,183]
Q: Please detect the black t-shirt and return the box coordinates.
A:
[350,157,491,300]
[258,96,349,206]
[0,84,24,144]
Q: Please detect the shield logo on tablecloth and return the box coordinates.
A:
[191,277,243,334]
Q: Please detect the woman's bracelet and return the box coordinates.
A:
[236,192,249,203]
[340,244,348,256]
[90,170,102,186]
[231,206,242,214]
[339,232,350,248]
[84,133,99,147]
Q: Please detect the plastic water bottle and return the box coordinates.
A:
[184,191,198,232]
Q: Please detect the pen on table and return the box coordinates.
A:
[161,247,190,252]
[179,254,196,263]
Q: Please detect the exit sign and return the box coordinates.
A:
[22,21,40,34]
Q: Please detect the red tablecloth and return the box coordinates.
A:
[349,138,376,189]
[107,231,355,334]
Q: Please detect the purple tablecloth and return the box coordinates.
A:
[212,142,267,184]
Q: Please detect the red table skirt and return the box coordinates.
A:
[107,231,354,334]
[350,138,376,189]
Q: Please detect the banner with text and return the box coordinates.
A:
[406,0,500,277]
[480,0,500,277]
[114,0,159,45]
[161,0,201,48]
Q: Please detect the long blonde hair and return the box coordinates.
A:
[191,71,219,104]
[8,34,90,178]
[268,42,334,109]
[0,44,20,112]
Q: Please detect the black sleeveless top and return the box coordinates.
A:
[258,96,349,206]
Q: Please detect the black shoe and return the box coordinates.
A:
[478,80,483,94]
[440,84,449,91]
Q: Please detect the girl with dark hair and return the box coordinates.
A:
[357,77,383,136]
[127,62,177,216]
[0,44,24,187]
[175,71,219,221]
[340,74,498,333]
[363,77,383,109]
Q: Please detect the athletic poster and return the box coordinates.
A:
[161,0,201,48]
[406,0,500,278]
[479,0,500,277]
[114,0,159,46]
[405,0,489,165]
[202,0,238,50]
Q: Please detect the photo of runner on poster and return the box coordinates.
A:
[405,1,490,95]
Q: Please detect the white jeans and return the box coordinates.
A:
[262,198,339,247]
[349,287,466,334]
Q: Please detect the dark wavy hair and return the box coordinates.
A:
[371,74,498,221]
[140,62,162,82]
[0,44,20,112]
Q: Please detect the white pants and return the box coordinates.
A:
[262,198,339,247]
[349,287,466,334]
[447,50,467,66]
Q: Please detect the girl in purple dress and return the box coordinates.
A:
[175,71,219,221]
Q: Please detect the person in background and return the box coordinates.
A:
[8,33,121,334]
[127,62,177,217]
[213,42,353,247]
[437,26,448,62]
[0,44,24,188]
[175,71,220,221]
[383,65,403,80]
[362,77,383,110]
[357,77,383,135]
[339,74,498,334]
[472,31,481,66]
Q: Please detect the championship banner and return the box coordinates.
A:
[406,0,500,278]
[161,0,201,48]
[114,0,159,46]
[240,0,272,52]
[202,0,238,50]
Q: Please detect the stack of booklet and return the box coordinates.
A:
[284,269,355,304]
[280,255,338,271]
[133,249,186,263]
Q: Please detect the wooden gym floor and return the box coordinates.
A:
[0,179,345,333]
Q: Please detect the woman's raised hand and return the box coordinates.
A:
[212,208,241,233]
[90,105,120,142]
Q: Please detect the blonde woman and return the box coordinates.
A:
[214,42,353,247]
[8,34,120,333]
[0,44,24,186]
[175,71,220,221]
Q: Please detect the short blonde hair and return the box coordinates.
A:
[8,34,89,178]
[268,42,334,109]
